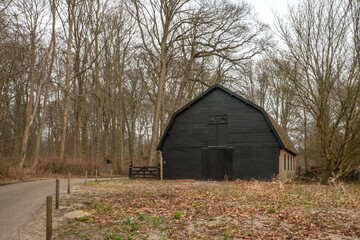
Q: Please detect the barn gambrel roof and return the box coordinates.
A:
[157,84,297,155]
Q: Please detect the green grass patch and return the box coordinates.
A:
[221,230,234,240]
[173,212,181,219]
[124,217,137,231]
[105,233,122,240]
[151,216,162,227]
[160,234,168,240]
[76,216,90,222]
[267,207,276,213]
[95,204,112,212]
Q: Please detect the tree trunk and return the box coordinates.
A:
[94,28,101,165]
[148,25,170,166]
[174,50,195,110]
[80,97,88,161]
[119,113,125,172]
[303,107,308,174]
[59,0,75,163]
[115,34,127,173]
[111,108,118,172]
[79,41,89,162]
[73,46,81,163]
[18,29,36,170]
[33,0,56,170]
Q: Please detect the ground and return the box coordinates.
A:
[53,179,360,240]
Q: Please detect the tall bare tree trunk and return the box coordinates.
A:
[111,107,118,172]
[114,33,127,172]
[80,97,88,160]
[32,0,56,170]
[80,40,89,162]
[73,47,81,162]
[148,22,170,166]
[18,28,36,170]
[119,113,125,172]
[94,27,101,166]
[174,43,196,110]
[60,0,75,163]
[303,107,308,174]
[128,0,188,166]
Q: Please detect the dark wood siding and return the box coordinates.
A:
[161,88,281,180]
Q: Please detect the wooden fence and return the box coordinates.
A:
[129,162,160,179]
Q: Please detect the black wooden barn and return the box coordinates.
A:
[157,84,297,180]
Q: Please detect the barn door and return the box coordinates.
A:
[201,147,233,180]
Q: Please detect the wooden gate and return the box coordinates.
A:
[129,162,160,179]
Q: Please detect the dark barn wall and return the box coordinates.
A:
[161,88,281,180]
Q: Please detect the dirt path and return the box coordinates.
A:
[0,178,86,239]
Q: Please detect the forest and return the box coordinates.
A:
[0,0,359,183]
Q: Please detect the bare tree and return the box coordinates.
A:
[32,0,57,170]
[275,0,360,182]
[124,58,148,164]
[174,0,269,109]
[105,4,134,172]
[16,0,54,170]
[127,0,192,166]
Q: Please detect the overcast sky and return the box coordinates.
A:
[250,0,298,28]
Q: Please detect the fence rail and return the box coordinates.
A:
[129,162,160,179]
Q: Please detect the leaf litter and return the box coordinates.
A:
[53,179,360,239]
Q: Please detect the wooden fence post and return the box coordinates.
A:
[46,196,52,240]
[55,178,59,209]
[157,163,160,180]
[67,172,71,194]
[85,171,87,185]
[129,162,132,178]
[111,169,113,180]
[95,169,98,181]
[160,153,163,181]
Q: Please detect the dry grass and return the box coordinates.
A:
[0,156,121,184]
[53,179,360,239]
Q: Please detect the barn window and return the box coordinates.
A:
[289,157,292,170]
[208,115,227,124]
[284,153,286,170]
[208,115,227,146]
[287,155,289,170]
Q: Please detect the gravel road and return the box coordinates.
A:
[0,178,87,239]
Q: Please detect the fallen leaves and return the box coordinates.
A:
[54,179,360,239]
